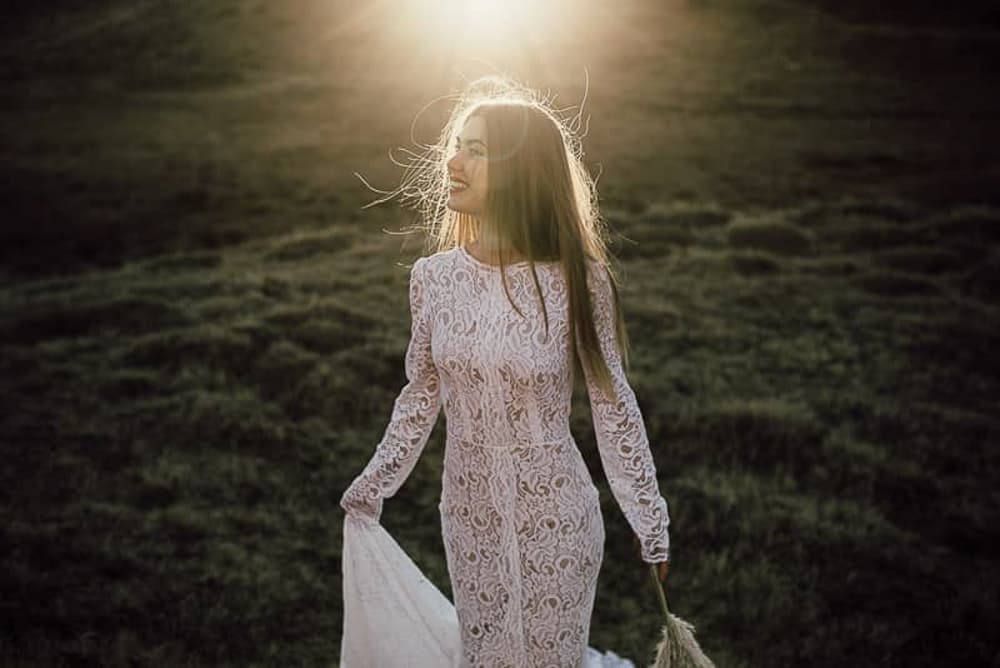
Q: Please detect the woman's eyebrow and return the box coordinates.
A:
[456,137,489,149]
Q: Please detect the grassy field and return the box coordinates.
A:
[1,1,999,666]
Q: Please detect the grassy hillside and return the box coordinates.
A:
[1,0,998,278]
[2,196,998,666]
[1,1,999,666]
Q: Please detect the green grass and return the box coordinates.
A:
[725,216,816,256]
[2,192,998,667]
[2,0,1000,666]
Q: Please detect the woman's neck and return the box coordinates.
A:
[470,224,526,264]
[477,222,503,252]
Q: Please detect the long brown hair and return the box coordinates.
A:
[367,75,630,400]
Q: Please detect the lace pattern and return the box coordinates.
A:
[340,248,671,667]
[580,264,671,564]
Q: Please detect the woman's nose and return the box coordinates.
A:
[447,150,464,173]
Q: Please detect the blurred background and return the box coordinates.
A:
[1,0,998,665]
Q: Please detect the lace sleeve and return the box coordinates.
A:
[582,264,671,563]
[339,257,442,523]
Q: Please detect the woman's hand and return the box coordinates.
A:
[339,478,383,524]
[633,533,670,583]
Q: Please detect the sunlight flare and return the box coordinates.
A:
[402,0,567,52]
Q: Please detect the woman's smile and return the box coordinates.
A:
[445,115,488,215]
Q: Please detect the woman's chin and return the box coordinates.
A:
[446,190,484,216]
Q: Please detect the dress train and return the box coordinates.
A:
[339,514,636,668]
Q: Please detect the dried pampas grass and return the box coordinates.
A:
[647,564,716,668]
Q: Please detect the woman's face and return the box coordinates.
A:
[446,115,488,217]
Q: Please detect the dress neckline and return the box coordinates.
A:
[459,244,558,270]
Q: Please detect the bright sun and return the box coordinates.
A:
[451,0,517,26]
[402,0,562,51]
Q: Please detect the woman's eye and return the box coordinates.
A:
[451,142,484,158]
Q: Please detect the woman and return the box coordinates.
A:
[340,76,671,667]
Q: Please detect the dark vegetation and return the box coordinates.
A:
[1,0,998,666]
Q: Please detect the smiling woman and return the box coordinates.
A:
[342,74,672,667]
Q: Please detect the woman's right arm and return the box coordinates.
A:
[339,256,442,523]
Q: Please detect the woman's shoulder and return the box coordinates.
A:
[413,247,461,275]
[408,249,464,292]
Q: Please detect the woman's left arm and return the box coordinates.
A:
[582,263,671,564]
[339,257,442,523]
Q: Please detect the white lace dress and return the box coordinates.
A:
[340,246,671,667]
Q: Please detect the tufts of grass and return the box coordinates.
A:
[792,255,863,276]
[817,219,921,253]
[913,205,1000,246]
[278,349,398,423]
[727,249,785,275]
[611,230,688,260]
[872,245,970,275]
[681,397,827,477]
[606,202,733,260]
[246,338,401,423]
[260,300,376,328]
[93,367,165,401]
[251,339,320,394]
[262,229,356,263]
[953,253,1000,303]
[131,250,223,273]
[260,301,376,355]
[664,464,943,666]
[0,295,195,345]
[120,324,259,377]
[123,388,294,458]
[637,201,733,229]
[725,215,815,257]
[788,195,922,228]
[668,248,733,278]
[852,269,943,297]
[297,318,369,356]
